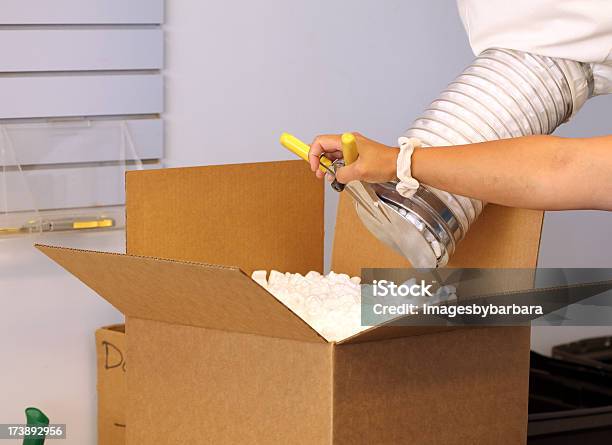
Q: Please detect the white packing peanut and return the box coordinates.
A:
[251,269,367,342]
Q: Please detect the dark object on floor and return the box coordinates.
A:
[553,336,612,372]
[528,338,612,444]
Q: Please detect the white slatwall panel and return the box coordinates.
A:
[0,29,163,72]
[2,119,163,166]
[0,1,164,216]
[4,164,158,212]
[0,0,163,24]
[0,74,163,119]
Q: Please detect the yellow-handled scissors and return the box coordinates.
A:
[279,132,358,191]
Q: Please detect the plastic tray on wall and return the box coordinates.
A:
[0,118,160,237]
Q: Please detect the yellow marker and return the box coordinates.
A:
[73,218,114,230]
[279,133,332,173]
[1,217,115,234]
[0,227,22,234]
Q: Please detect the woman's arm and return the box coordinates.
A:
[308,133,612,211]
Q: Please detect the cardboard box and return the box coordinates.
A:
[96,324,126,445]
[38,160,544,444]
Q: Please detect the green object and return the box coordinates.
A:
[23,407,49,445]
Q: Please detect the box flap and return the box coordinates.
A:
[448,205,544,267]
[125,160,324,276]
[332,194,544,274]
[337,324,457,345]
[339,278,612,345]
[332,193,544,344]
[37,245,325,343]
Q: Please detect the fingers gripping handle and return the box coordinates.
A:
[279,132,359,192]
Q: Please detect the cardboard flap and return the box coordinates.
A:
[337,324,458,345]
[332,194,544,275]
[125,160,324,276]
[37,245,325,343]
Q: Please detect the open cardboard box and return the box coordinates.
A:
[38,161,544,444]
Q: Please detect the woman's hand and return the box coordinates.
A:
[308,133,399,184]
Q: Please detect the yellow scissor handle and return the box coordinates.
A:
[279,132,359,173]
[340,133,359,166]
[279,133,331,173]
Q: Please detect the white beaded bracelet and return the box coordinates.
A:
[396,136,422,198]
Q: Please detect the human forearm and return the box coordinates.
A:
[411,135,612,210]
[308,133,612,211]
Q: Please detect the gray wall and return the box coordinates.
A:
[0,232,124,445]
[163,0,474,166]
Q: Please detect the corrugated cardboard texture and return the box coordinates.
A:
[96,325,126,445]
[127,318,333,445]
[338,324,457,345]
[333,326,531,444]
[332,193,544,275]
[126,160,324,275]
[37,245,324,343]
[448,205,544,268]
